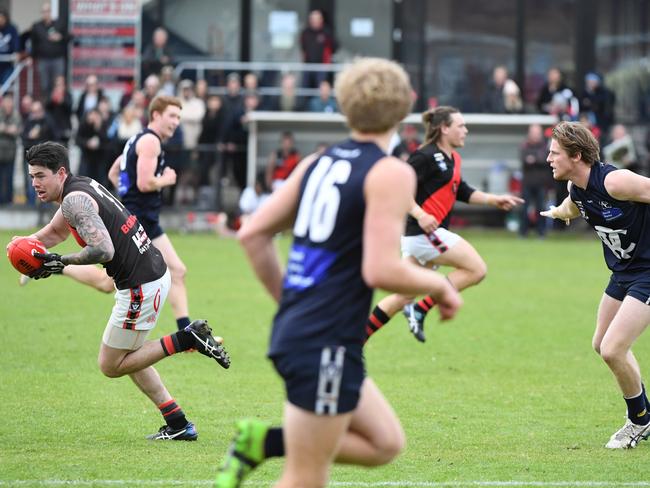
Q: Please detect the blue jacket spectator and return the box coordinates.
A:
[580,72,616,136]
[308,80,337,113]
[0,10,19,84]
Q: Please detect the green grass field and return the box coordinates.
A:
[2,228,649,487]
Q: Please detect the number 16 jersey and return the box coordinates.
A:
[269,139,386,358]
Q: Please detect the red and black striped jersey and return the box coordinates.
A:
[404,143,475,235]
[62,175,167,289]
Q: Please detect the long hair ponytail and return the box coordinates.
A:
[420,106,459,148]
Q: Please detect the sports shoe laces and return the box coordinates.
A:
[614,420,648,442]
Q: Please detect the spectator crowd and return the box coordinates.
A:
[1,3,647,235]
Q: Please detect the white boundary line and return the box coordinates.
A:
[2,482,650,487]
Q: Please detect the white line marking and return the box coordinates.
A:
[2,482,650,487]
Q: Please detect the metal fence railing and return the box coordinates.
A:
[0,54,34,111]
[173,59,345,98]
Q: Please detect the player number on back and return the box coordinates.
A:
[90,179,126,212]
[294,156,351,243]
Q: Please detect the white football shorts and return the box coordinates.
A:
[401,228,461,266]
[102,269,171,350]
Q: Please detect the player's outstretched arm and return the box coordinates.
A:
[238,153,319,303]
[363,157,462,321]
[540,195,580,225]
[469,190,525,211]
[604,169,650,204]
[59,191,115,265]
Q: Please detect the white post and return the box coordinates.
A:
[247,117,258,188]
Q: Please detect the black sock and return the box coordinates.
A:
[160,330,195,356]
[625,390,649,425]
[176,317,191,331]
[643,383,649,409]
[158,399,188,430]
[263,427,285,458]
[365,306,391,342]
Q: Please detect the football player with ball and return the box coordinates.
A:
[7,141,230,441]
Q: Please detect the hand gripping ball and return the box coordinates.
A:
[6,237,47,276]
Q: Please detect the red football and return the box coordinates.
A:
[6,237,47,276]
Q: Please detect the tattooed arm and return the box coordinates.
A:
[60,191,115,265]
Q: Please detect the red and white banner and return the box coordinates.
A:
[69,0,140,99]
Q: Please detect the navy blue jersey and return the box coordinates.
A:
[570,162,650,275]
[268,139,386,357]
[117,128,166,217]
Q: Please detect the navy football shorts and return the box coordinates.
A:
[605,273,650,305]
[134,211,164,240]
[271,344,365,415]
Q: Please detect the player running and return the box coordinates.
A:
[13,141,229,441]
[365,106,523,343]
[109,95,194,332]
[214,58,462,487]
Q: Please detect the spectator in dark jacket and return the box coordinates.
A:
[29,2,69,96]
[45,74,72,144]
[141,27,173,80]
[0,10,19,84]
[536,67,577,116]
[482,66,521,113]
[0,92,20,204]
[75,108,109,186]
[22,99,57,204]
[197,94,226,183]
[75,74,104,121]
[223,92,259,190]
[580,72,616,139]
[22,99,56,149]
[221,73,243,122]
[300,9,338,89]
[519,123,552,237]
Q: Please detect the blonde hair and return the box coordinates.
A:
[148,95,182,120]
[335,57,412,134]
[552,121,600,166]
[420,106,459,148]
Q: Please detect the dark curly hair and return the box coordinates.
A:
[25,141,70,173]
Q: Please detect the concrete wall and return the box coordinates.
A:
[11,0,52,33]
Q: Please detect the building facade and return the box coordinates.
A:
[10,0,650,123]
